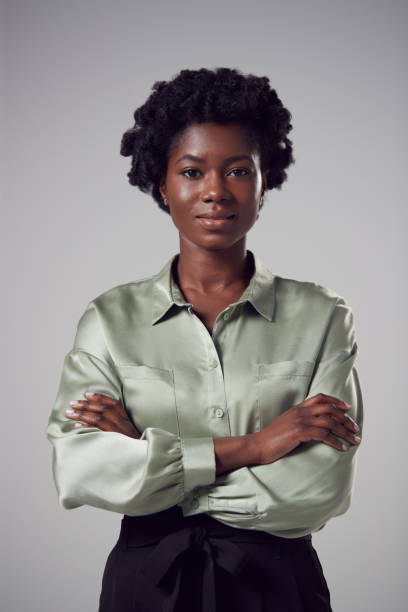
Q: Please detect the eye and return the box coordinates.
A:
[181,168,201,179]
[228,168,250,177]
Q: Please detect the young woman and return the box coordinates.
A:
[46,67,363,611]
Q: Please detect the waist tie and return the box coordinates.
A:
[119,505,312,612]
[141,523,250,612]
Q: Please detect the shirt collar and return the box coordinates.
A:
[151,249,276,326]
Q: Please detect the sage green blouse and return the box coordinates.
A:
[46,249,363,538]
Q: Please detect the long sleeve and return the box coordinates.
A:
[200,297,364,538]
[45,302,216,516]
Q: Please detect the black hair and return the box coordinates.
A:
[120,67,294,214]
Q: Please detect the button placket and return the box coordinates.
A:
[209,312,234,430]
[187,306,230,436]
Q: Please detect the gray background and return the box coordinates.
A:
[2,0,407,610]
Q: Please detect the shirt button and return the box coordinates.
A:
[223,312,230,320]
[215,408,224,418]
[210,359,218,369]
[191,498,199,510]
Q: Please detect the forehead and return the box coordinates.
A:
[169,122,257,157]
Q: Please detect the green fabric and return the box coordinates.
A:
[46,249,363,538]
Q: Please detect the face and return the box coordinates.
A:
[159,122,268,252]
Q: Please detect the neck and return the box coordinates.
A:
[173,238,253,295]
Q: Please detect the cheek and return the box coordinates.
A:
[238,188,260,216]
[242,208,260,228]
[169,185,198,222]
[166,197,195,233]
[232,180,259,203]
[175,179,196,201]
[167,173,196,201]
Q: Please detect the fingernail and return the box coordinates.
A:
[85,392,95,397]
[74,422,83,428]
[66,409,76,415]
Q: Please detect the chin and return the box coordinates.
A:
[182,232,246,251]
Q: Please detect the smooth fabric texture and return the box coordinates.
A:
[98,505,332,611]
[46,248,363,538]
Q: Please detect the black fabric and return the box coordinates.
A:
[98,505,332,611]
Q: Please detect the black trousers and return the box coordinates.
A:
[98,505,332,612]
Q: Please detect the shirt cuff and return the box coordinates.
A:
[180,436,216,493]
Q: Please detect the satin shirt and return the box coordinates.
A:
[46,249,363,538]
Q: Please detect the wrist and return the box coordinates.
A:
[214,432,261,475]
[245,432,262,466]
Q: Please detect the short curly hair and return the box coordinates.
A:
[120,67,294,214]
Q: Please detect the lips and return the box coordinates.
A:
[195,214,236,230]
[196,213,235,219]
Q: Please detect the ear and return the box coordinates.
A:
[159,177,167,204]
[261,169,268,194]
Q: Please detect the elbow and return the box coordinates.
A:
[319,472,356,525]
[53,469,84,511]
[328,445,360,518]
[58,492,82,511]
[329,486,353,519]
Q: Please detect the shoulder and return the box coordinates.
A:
[72,271,158,353]
[271,273,358,349]
[86,271,158,314]
[275,273,358,347]
[273,272,351,312]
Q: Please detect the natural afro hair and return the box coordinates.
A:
[120,67,294,214]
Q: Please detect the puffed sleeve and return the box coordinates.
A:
[202,296,364,538]
[45,302,216,515]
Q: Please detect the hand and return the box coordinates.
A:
[255,392,361,465]
[65,392,142,439]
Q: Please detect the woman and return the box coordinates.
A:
[46,67,363,611]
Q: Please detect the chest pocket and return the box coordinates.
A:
[115,364,179,436]
[256,360,315,429]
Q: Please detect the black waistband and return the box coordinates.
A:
[120,504,312,548]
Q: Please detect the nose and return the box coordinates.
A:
[202,170,230,203]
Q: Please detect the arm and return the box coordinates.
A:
[198,297,364,537]
[214,434,260,475]
[45,302,216,516]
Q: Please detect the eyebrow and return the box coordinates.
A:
[175,154,254,165]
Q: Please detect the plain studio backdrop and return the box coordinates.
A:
[2,0,406,610]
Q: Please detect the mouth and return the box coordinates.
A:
[195,214,236,229]
[196,214,236,219]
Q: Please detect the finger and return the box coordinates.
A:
[85,392,118,406]
[66,408,104,424]
[302,393,351,411]
[69,400,104,413]
[309,403,359,432]
[85,394,128,423]
[73,421,99,430]
[306,415,361,446]
[78,410,104,425]
[306,426,350,452]
[66,413,95,428]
